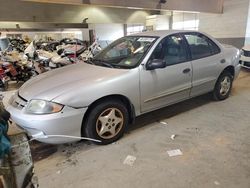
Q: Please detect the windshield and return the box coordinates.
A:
[92,36,157,69]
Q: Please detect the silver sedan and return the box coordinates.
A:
[7,30,241,144]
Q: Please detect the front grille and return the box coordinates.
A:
[11,93,28,110]
[243,50,250,57]
[242,61,250,68]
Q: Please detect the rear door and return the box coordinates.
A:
[183,32,224,97]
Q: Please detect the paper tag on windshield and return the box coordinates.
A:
[137,37,155,42]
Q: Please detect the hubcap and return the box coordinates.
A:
[220,76,231,96]
[96,108,124,139]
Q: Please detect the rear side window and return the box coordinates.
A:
[184,33,220,60]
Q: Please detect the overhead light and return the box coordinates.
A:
[127,7,143,10]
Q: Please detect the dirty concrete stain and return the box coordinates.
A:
[130,143,138,153]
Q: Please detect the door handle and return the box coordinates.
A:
[183,68,191,74]
[220,59,226,64]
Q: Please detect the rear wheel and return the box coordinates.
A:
[84,100,129,145]
[213,71,233,101]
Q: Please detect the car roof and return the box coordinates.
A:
[130,30,199,38]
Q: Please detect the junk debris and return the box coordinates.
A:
[123,155,136,166]
[171,134,177,140]
[167,149,183,157]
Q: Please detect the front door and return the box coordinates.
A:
[140,34,192,113]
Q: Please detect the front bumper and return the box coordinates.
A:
[7,104,88,144]
[240,55,250,69]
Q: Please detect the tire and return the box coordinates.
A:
[0,80,5,91]
[84,100,129,145]
[0,80,8,91]
[30,70,39,77]
[213,71,233,101]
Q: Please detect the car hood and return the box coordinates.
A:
[222,44,235,49]
[242,45,250,51]
[19,63,128,102]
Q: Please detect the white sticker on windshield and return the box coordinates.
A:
[137,37,155,42]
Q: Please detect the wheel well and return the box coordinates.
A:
[81,95,136,136]
[223,66,235,78]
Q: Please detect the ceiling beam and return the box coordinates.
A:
[23,0,224,13]
[0,22,88,31]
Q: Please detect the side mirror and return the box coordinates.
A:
[146,59,167,70]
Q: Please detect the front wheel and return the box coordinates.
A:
[84,100,129,145]
[213,71,233,101]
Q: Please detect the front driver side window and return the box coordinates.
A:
[150,35,188,66]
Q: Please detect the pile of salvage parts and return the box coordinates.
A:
[0,37,102,91]
[0,96,38,188]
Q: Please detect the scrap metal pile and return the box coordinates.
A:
[0,37,102,90]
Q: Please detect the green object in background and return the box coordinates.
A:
[0,98,11,158]
[0,120,11,159]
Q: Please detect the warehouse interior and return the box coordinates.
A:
[0,0,249,188]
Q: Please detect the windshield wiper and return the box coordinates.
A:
[92,59,114,68]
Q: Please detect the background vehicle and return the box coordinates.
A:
[25,39,87,70]
[240,45,250,69]
[7,31,241,145]
[9,38,28,52]
[51,44,86,66]
[80,40,102,61]
[0,50,38,90]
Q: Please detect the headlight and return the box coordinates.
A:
[26,100,64,114]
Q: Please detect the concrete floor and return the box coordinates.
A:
[8,70,250,188]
